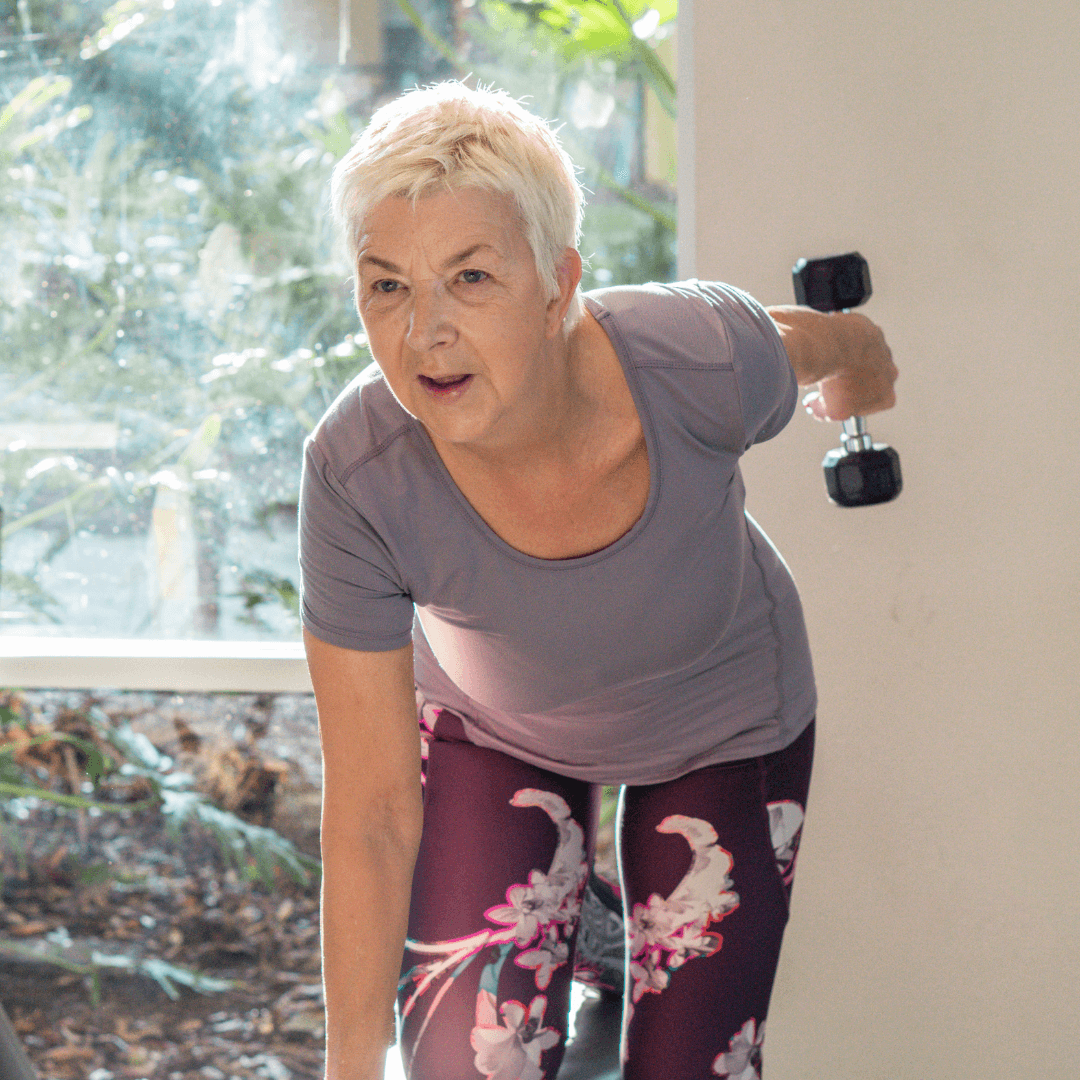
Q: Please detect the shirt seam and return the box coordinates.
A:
[301,606,412,648]
[747,520,786,724]
[334,421,414,487]
[631,359,735,370]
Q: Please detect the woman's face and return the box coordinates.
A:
[355,186,578,458]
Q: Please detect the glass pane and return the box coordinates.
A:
[1,0,675,641]
[1,0,379,640]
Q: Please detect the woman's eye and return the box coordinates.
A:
[460,269,487,285]
[374,280,399,294]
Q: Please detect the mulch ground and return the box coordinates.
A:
[1,689,329,1080]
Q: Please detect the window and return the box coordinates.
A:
[1,0,675,646]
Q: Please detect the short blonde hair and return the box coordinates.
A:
[330,81,586,328]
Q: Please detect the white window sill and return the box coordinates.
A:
[0,638,311,694]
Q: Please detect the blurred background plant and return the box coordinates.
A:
[0,687,318,1012]
[0,0,676,638]
[0,689,319,890]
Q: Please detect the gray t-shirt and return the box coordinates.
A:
[299,280,817,785]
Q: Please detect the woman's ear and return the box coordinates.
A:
[547,247,583,334]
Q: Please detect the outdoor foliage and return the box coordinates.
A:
[1,0,372,635]
[0,689,318,1002]
[0,0,676,636]
[0,691,320,889]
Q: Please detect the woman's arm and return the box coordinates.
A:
[304,631,423,1080]
[766,305,899,421]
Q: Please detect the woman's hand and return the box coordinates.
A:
[767,305,899,422]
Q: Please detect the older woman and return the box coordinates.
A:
[300,82,896,1080]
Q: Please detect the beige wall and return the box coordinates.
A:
[679,1,1080,1075]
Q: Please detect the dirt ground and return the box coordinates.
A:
[0,689,619,1080]
[1,689,331,1080]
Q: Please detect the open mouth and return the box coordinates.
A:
[420,373,473,394]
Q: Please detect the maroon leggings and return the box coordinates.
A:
[398,701,814,1080]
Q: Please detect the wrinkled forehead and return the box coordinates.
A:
[355,187,530,267]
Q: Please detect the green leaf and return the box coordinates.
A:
[79,0,173,61]
[0,780,158,813]
[135,956,239,999]
[393,0,466,71]
[0,76,72,142]
[77,862,116,885]
[85,747,106,787]
[599,784,619,826]
[177,414,223,472]
[159,789,320,888]
[13,105,94,154]
[0,937,239,1005]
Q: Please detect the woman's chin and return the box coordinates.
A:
[416,401,490,449]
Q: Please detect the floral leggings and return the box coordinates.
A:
[398,696,815,1080]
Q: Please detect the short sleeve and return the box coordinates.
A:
[298,437,415,651]
[693,281,798,448]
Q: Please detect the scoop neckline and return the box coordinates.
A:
[411,293,660,569]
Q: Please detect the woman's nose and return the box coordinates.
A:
[405,285,456,351]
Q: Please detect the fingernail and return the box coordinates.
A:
[802,392,828,420]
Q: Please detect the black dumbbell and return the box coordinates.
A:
[792,252,902,507]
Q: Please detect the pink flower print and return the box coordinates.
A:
[516,926,570,990]
[476,987,500,1028]
[766,800,805,887]
[712,1018,765,1079]
[485,870,565,947]
[485,789,589,947]
[668,920,725,972]
[628,950,670,1000]
[509,789,588,923]
[629,892,695,957]
[471,993,561,1080]
[628,815,738,1002]
[658,816,740,924]
[415,691,442,734]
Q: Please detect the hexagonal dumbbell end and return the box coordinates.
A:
[792,252,903,507]
[823,438,903,507]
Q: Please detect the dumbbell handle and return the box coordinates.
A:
[841,416,873,454]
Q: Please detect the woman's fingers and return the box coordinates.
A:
[804,316,898,421]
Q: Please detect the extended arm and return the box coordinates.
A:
[305,631,423,1080]
[766,305,898,421]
